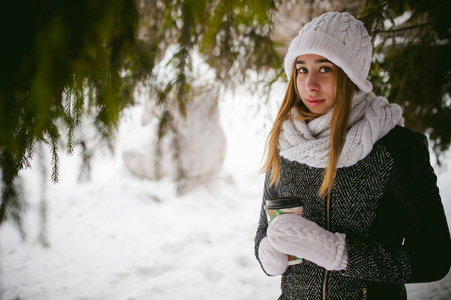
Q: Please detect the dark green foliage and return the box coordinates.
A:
[358,0,451,162]
[200,0,281,84]
[0,0,144,226]
[0,0,282,229]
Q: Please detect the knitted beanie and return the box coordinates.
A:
[284,12,373,93]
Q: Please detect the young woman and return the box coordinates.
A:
[254,11,451,299]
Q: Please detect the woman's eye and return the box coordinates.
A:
[297,68,308,74]
[320,66,332,73]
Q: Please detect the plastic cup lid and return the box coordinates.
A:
[264,197,303,209]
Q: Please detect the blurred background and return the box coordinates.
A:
[1,0,450,299]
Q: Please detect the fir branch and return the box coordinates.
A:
[173,45,192,116]
[72,77,85,124]
[64,84,76,155]
[172,1,194,117]
[46,121,61,183]
[156,81,174,106]
[375,22,433,34]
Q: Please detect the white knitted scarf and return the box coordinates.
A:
[278,91,404,168]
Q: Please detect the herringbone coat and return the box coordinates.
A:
[255,126,451,300]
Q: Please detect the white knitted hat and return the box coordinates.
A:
[284,12,373,93]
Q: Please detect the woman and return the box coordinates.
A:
[254,11,451,299]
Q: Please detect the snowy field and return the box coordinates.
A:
[1,84,451,300]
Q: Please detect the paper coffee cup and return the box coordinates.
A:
[265,197,303,265]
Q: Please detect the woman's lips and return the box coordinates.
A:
[306,98,325,106]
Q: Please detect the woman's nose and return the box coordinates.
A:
[306,74,319,92]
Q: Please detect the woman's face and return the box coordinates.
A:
[295,54,336,114]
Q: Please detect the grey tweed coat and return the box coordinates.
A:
[254,126,451,300]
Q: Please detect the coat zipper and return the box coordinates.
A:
[322,193,331,300]
[322,270,328,300]
[362,287,367,300]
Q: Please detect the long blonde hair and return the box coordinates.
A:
[262,64,355,197]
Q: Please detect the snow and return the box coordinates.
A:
[1,83,451,300]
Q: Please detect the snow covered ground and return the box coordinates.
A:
[1,84,450,300]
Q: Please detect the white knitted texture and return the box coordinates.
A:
[284,12,373,92]
[278,91,404,168]
[267,214,347,271]
[258,237,288,276]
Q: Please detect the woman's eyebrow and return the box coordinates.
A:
[295,59,332,64]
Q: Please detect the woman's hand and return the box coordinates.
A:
[267,214,348,271]
[258,237,288,275]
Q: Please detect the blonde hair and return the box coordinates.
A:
[262,64,355,197]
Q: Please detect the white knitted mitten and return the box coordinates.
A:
[267,214,348,271]
[258,237,288,275]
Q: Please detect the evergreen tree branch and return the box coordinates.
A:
[374,22,433,34]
